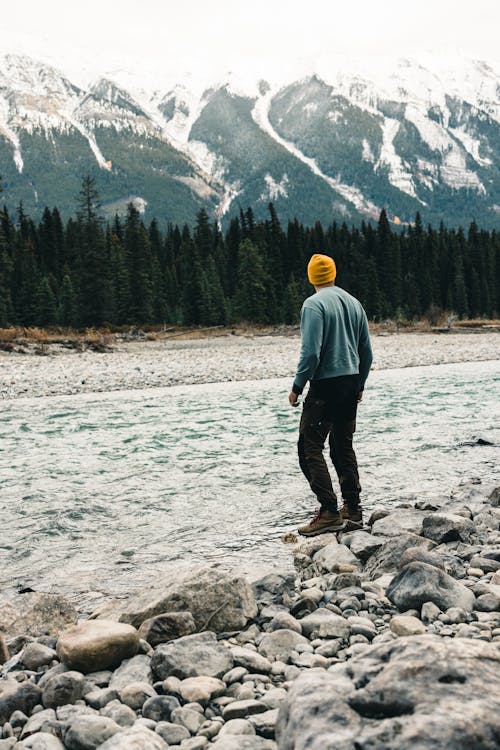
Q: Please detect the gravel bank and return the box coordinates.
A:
[1,331,499,400]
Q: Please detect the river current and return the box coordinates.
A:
[1,360,499,612]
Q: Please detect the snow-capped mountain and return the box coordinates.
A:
[0,52,498,227]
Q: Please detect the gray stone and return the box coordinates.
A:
[118,568,257,634]
[399,546,446,571]
[390,615,426,636]
[422,513,476,543]
[109,655,153,689]
[313,544,360,573]
[349,532,385,563]
[0,635,9,666]
[0,677,41,724]
[142,694,181,722]
[84,687,119,710]
[98,725,168,749]
[230,647,272,674]
[364,534,435,579]
[42,671,85,709]
[155,720,190,744]
[222,667,247,685]
[0,592,77,639]
[0,739,17,749]
[171,705,205,733]
[299,609,350,640]
[181,739,209,750]
[151,631,233,680]
[118,682,156,710]
[421,601,442,623]
[178,677,226,703]
[219,718,256,736]
[56,620,139,674]
[470,556,500,573]
[64,715,121,749]
[249,708,279,738]
[222,700,268,721]
[20,643,57,671]
[371,509,427,537]
[268,613,302,634]
[347,616,377,640]
[20,708,56,738]
[475,593,500,612]
[100,699,136,727]
[251,574,295,606]
[275,635,500,749]
[212,738,276,750]
[257,630,309,662]
[16,736,64,749]
[136,611,196,647]
[387,561,476,612]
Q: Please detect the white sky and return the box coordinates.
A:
[1,0,498,87]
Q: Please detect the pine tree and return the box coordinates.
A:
[59,274,78,327]
[34,276,58,326]
[76,175,112,326]
[234,239,269,323]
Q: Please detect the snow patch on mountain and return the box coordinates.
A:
[376,117,421,200]
[405,103,485,191]
[362,138,375,163]
[252,89,381,218]
[261,173,289,201]
[449,126,492,167]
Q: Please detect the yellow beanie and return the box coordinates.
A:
[307,254,336,286]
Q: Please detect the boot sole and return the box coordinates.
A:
[298,523,345,537]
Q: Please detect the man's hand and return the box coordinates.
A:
[289,391,299,407]
[358,391,364,403]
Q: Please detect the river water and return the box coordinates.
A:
[1,360,499,612]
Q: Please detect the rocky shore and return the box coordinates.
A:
[1,479,500,749]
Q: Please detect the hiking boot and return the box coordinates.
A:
[298,508,345,536]
[340,504,363,530]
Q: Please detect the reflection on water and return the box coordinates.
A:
[0,360,499,611]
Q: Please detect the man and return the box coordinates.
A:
[289,253,373,536]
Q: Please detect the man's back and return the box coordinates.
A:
[293,285,372,394]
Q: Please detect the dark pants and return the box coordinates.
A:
[297,375,361,513]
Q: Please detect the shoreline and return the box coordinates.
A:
[1,330,499,401]
[1,479,499,747]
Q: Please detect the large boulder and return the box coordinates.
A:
[276,635,500,749]
[348,532,385,563]
[0,592,77,639]
[313,544,360,573]
[422,513,476,543]
[0,676,41,724]
[370,509,427,537]
[387,561,476,612]
[364,534,435,579]
[137,612,196,647]
[56,620,139,673]
[117,567,257,633]
[151,631,233,680]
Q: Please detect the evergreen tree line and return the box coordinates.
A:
[0,176,499,328]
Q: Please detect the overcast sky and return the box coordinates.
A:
[1,0,498,86]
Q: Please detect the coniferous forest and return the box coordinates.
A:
[0,176,499,329]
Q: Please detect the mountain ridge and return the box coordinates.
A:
[0,52,498,227]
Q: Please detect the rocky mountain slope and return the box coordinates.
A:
[0,53,498,227]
